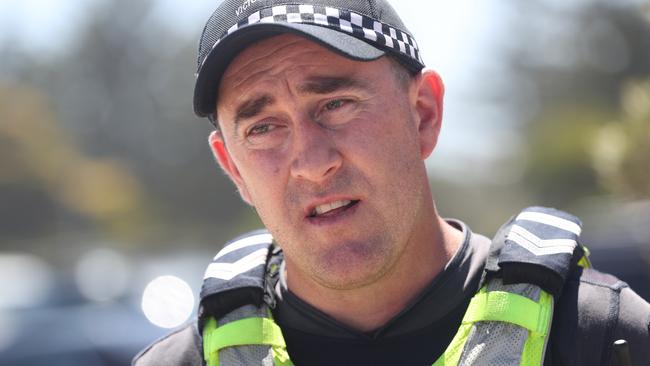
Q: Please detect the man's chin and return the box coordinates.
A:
[311,243,395,290]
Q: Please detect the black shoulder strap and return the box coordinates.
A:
[197,229,280,332]
[483,206,587,297]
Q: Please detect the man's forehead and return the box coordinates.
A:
[217,34,371,103]
[224,34,339,77]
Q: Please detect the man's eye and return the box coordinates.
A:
[325,99,346,111]
[247,123,274,136]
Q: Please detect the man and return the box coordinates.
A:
[134,0,650,365]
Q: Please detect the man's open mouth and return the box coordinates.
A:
[308,200,360,218]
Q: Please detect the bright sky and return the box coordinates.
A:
[0,0,518,182]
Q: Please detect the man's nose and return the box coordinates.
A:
[290,118,342,183]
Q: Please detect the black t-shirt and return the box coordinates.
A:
[272,220,491,366]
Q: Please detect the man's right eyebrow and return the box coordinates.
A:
[233,95,275,125]
[298,76,368,95]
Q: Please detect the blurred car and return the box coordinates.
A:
[583,200,650,301]
[0,251,204,366]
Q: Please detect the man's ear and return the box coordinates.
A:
[412,69,445,160]
[208,130,253,205]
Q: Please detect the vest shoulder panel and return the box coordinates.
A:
[199,207,589,366]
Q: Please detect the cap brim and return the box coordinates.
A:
[193,22,386,118]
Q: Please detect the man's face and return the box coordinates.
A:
[211,34,443,292]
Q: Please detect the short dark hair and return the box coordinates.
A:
[387,55,418,91]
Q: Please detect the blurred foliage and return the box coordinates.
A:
[524,105,612,206]
[0,0,648,258]
[0,84,151,242]
[592,79,650,199]
[510,0,650,209]
[0,0,255,254]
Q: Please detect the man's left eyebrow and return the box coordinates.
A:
[297,76,369,95]
[233,94,275,125]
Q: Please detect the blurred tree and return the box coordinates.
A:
[0,84,150,244]
[0,0,257,251]
[508,0,650,207]
[592,78,650,199]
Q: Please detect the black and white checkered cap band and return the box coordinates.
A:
[200,4,424,71]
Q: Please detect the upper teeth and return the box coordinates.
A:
[314,200,351,216]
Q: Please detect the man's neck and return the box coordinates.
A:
[284,216,463,332]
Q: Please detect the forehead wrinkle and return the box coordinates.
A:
[223,38,314,90]
[229,57,355,101]
[222,60,340,121]
[220,51,321,118]
[219,35,374,126]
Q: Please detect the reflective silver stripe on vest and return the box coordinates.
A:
[216,304,275,366]
[458,279,550,365]
[206,278,553,366]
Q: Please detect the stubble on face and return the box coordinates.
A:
[217,35,432,293]
[277,113,426,292]
[279,167,394,290]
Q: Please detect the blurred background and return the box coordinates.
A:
[1,0,649,364]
